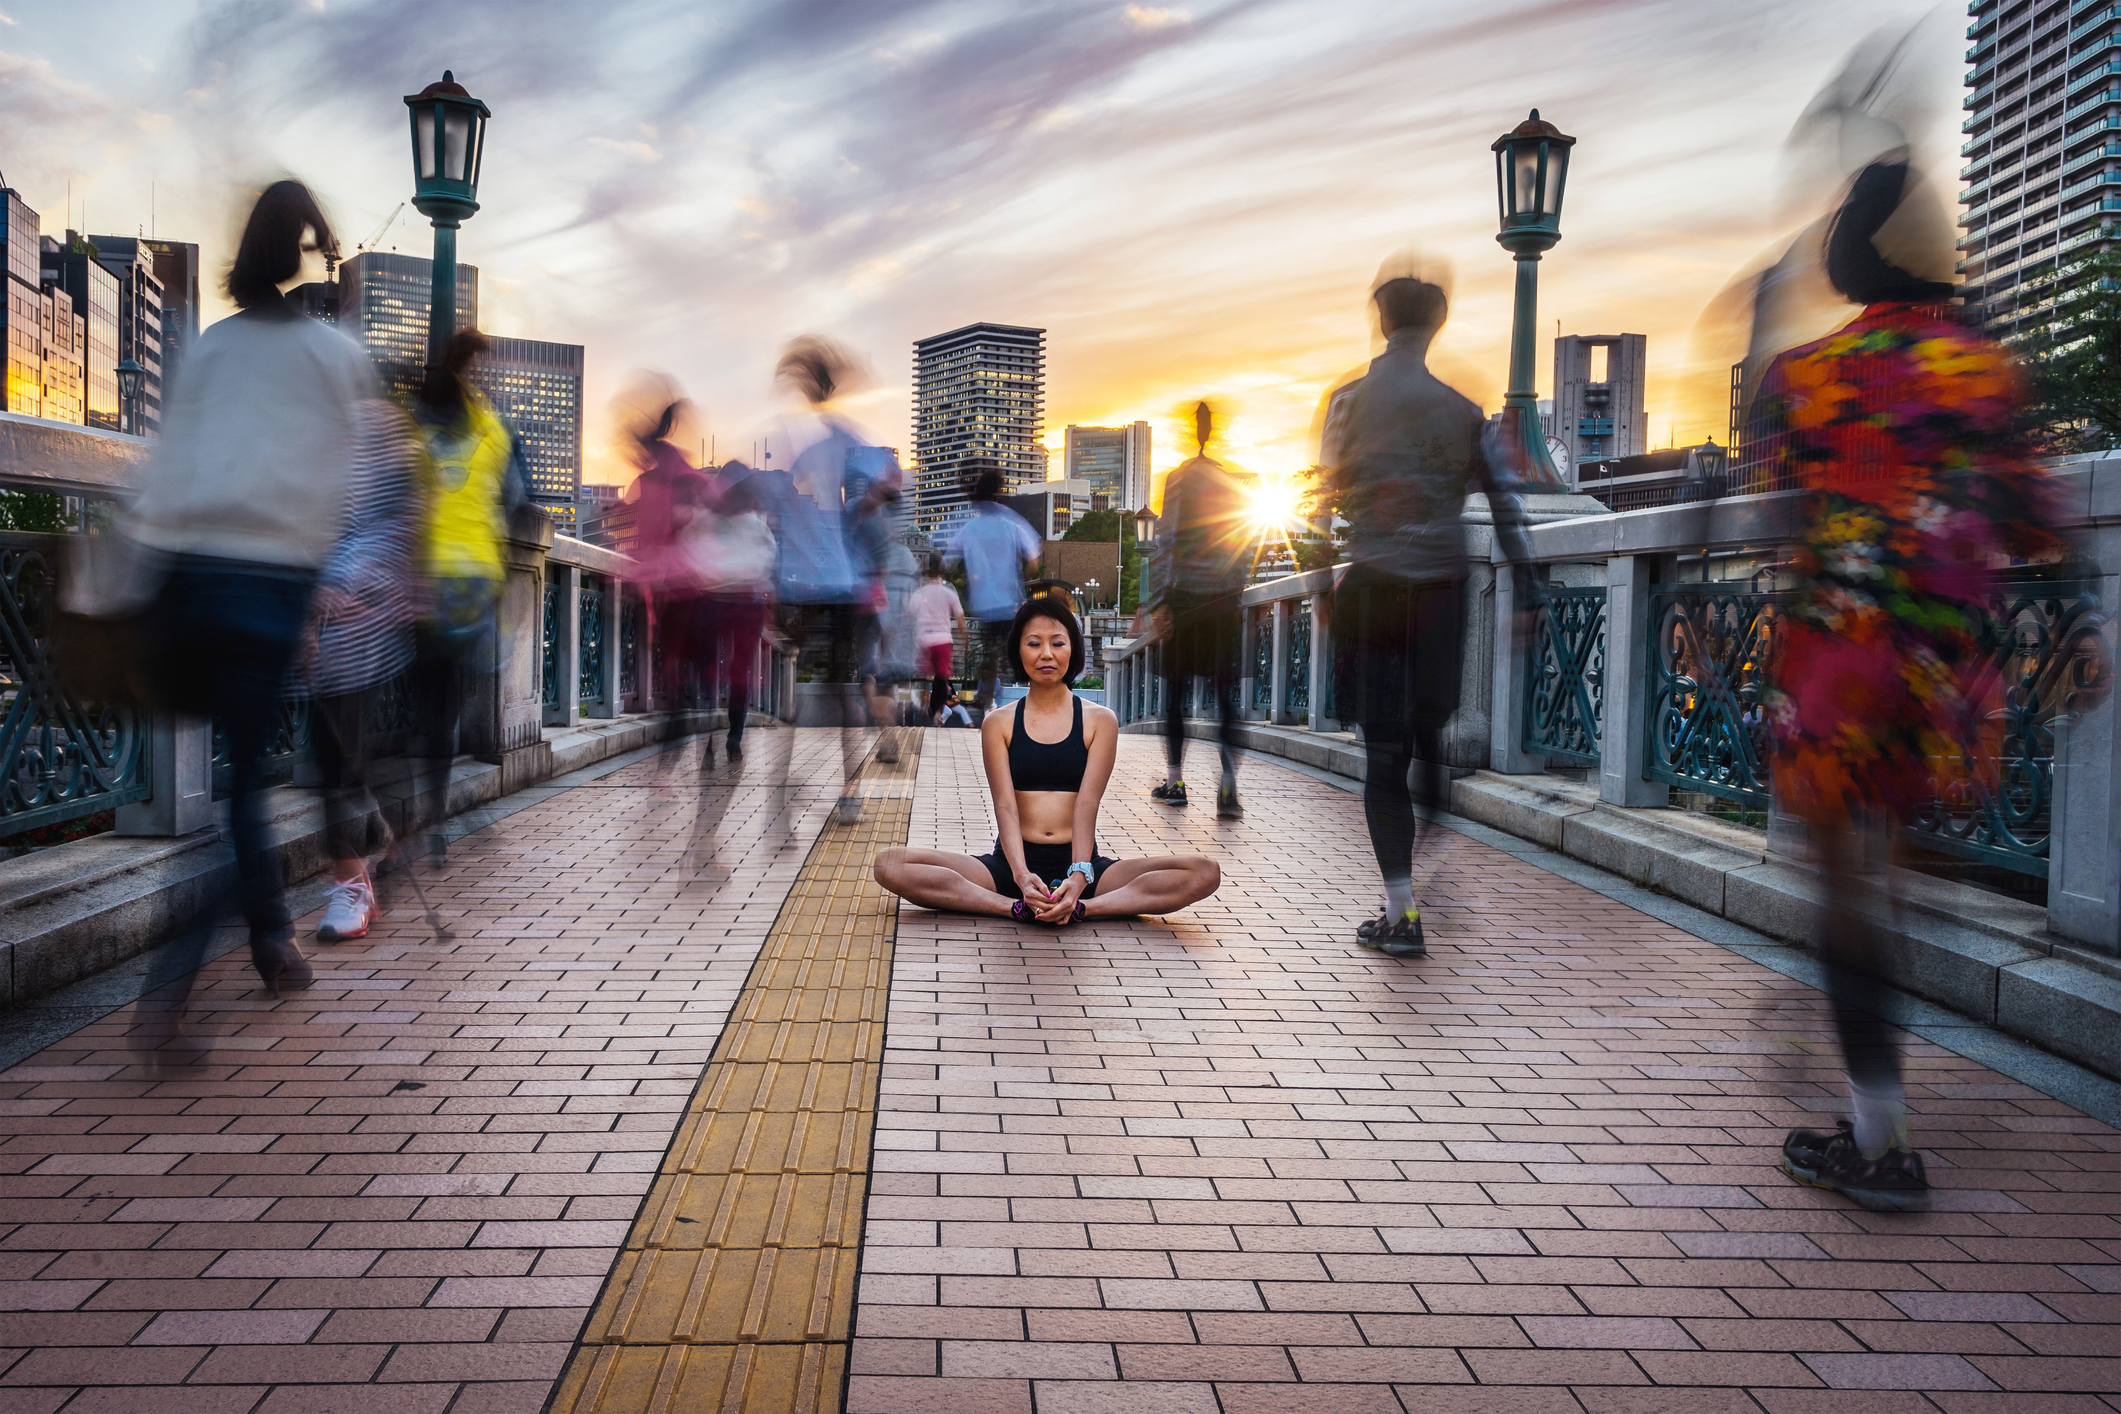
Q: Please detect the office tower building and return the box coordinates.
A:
[1063,421,1152,510]
[469,336,584,532]
[1001,478,1098,540]
[33,270,85,426]
[911,322,1045,535]
[44,235,121,431]
[1552,333,1646,475]
[85,240,166,435]
[2,190,46,419]
[335,250,478,401]
[1957,1,2120,339]
[90,236,196,395]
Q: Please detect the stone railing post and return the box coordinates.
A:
[115,713,213,837]
[2051,512,2121,951]
[476,505,556,793]
[1598,553,1663,806]
[1270,600,1291,725]
[1490,563,1545,773]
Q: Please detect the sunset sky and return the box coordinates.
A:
[4,0,1960,493]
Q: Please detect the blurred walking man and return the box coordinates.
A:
[1321,273,1534,958]
[946,463,1041,713]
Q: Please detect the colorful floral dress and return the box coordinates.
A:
[1758,301,2060,829]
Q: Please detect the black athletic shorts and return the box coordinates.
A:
[977,838,1120,900]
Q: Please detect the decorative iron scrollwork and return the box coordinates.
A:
[1252,608,1273,710]
[541,577,561,710]
[1287,599,1311,712]
[578,579,606,705]
[1523,586,1607,767]
[1646,586,1779,805]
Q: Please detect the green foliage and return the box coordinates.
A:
[1292,536,1340,573]
[2018,248,2121,453]
[1060,509,1145,612]
[1061,508,1124,543]
[0,491,74,533]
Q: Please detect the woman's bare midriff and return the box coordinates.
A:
[1016,790,1076,844]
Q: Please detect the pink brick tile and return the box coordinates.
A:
[1037,1380,1220,1414]
[133,1307,327,1344]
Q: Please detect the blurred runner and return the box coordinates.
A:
[402,331,527,870]
[1320,267,1534,959]
[307,400,425,943]
[913,555,965,722]
[1146,401,1255,819]
[123,180,379,996]
[945,462,1041,713]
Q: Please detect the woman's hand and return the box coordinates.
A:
[1015,870,1054,908]
[1036,872,1086,924]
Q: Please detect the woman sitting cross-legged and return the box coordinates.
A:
[874,595,1220,924]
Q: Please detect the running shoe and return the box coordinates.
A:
[1217,780,1243,820]
[1354,910,1425,958]
[317,874,375,943]
[1780,1120,1930,1212]
[877,732,901,764]
[1151,781,1189,807]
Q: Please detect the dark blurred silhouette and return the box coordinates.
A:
[1320,270,1534,959]
[1146,401,1254,819]
[945,462,1041,713]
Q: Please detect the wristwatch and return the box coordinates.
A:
[1066,861,1097,886]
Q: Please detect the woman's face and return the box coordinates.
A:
[1019,616,1071,686]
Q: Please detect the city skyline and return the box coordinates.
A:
[3,0,1959,493]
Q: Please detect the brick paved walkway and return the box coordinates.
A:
[854,731,2121,1414]
[0,726,2116,1414]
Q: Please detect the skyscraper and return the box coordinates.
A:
[335,250,478,401]
[1552,333,1646,475]
[469,336,584,533]
[1,191,39,418]
[90,236,196,398]
[84,239,166,436]
[911,322,1045,535]
[1956,1,2119,339]
[42,235,119,431]
[1063,422,1152,510]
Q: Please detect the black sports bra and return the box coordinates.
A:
[1007,696,1088,793]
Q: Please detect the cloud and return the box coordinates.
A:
[1126,6,1191,29]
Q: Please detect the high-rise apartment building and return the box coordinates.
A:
[911,322,1045,535]
[334,251,478,401]
[90,236,196,398]
[469,336,584,533]
[1552,333,1646,477]
[1956,0,2120,339]
[2,191,39,418]
[1063,422,1152,510]
[44,235,120,432]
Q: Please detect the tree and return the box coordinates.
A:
[2017,247,2121,453]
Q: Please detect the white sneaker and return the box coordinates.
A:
[318,874,374,942]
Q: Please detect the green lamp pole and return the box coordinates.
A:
[404,71,491,370]
[1491,109,1576,491]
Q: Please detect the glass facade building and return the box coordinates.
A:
[2,191,45,419]
[1957,0,2121,338]
[1062,422,1152,511]
[45,236,120,431]
[911,322,1045,537]
[337,251,479,402]
[470,336,585,533]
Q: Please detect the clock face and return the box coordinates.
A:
[1545,435,1574,486]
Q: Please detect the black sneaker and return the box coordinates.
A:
[1151,781,1189,807]
[1217,781,1243,820]
[1780,1120,1930,1213]
[1355,910,1426,958]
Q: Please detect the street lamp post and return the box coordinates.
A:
[115,358,144,437]
[1491,109,1576,491]
[1086,578,1101,613]
[404,70,491,370]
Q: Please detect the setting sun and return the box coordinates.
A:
[1247,477,1305,535]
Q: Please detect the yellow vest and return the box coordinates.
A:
[424,391,512,580]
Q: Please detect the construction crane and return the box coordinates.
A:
[329,201,408,277]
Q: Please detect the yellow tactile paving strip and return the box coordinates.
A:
[551,733,922,1414]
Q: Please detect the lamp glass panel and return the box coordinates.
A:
[1548,144,1570,219]
[416,109,437,179]
[1513,144,1540,216]
[444,109,472,182]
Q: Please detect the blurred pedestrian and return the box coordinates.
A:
[945,463,1041,712]
[123,180,379,994]
[1758,155,2071,1213]
[307,399,425,943]
[1147,401,1255,819]
[614,379,716,747]
[1320,269,1535,959]
[403,330,527,868]
[687,461,776,761]
[913,555,965,722]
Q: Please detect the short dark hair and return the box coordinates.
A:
[227,180,336,310]
[1009,596,1085,685]
[967,461,1005,502]
[925,553,945,578]
[1373,277,1448,335]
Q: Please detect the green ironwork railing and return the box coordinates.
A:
[1523,585,1607,768]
